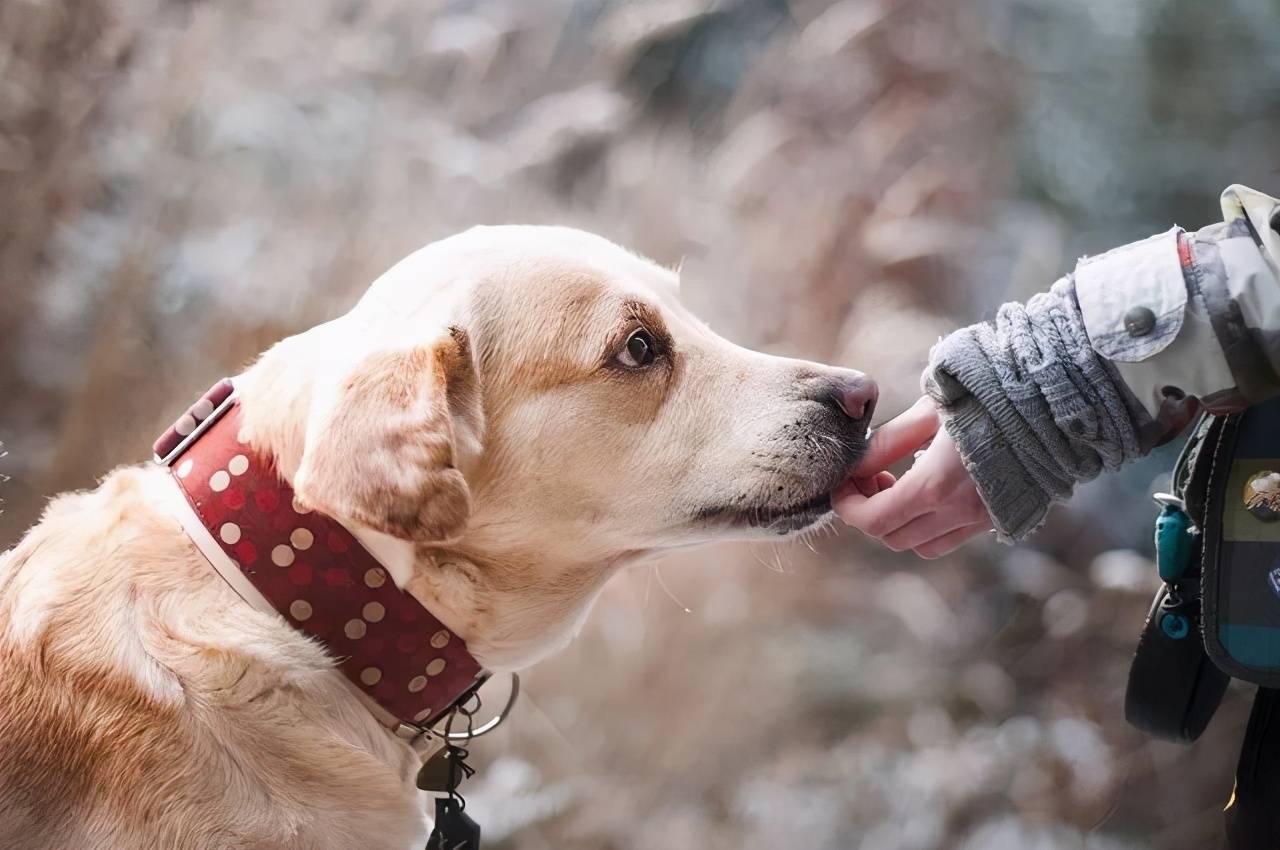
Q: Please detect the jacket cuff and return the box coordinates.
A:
[924,378,1051,543]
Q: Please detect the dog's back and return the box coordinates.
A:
[0,469,193,848]
[0,467,427,849]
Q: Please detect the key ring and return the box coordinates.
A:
[441,673,520,741]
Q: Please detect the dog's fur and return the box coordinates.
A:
[0,226,872,849]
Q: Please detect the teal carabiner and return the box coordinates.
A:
[1153,493,1194,583]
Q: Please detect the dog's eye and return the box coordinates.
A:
[616,328,657,368]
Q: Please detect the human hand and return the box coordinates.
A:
[833,396,993,558]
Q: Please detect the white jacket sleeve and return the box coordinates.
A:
[1074,185,1280,426]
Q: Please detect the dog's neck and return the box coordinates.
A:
[231,348,634,674]
[159,392,491,739]
[403,543,625,672]
[272,507,614,672]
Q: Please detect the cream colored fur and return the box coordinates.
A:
[0,226,872,849]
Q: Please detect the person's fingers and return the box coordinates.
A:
[853,396,941,475]
[832,469,931,537]
[832,477,862,502]
[831,486,867,516]
[832,471,897,502]
[854,471,897,497]
[880,509,978,552]
[912,522,991,559]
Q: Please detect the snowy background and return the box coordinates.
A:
[3,0,1280,847]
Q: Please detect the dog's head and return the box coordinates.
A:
[240,226,875,667]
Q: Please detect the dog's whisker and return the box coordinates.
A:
[653,565,692,614]
[748,542,787,574]
[772,545,790,574]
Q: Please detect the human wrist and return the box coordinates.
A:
[924,378,1052,542]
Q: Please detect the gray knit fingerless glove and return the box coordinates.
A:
[922,276,1151,541]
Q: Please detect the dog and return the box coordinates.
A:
[0,225,876,849]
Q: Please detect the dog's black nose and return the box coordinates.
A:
[830,375,878,424]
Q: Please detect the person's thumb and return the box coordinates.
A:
[852,395,941,475]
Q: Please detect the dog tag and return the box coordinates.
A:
[427,797,481,850]
[416,747,460,793]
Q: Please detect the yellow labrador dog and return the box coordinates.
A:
[0,226,875,849]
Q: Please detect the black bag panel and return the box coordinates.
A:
[1124,412,1230,742]
[1125,584,1230,742]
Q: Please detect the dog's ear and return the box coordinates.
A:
[292,327,482,543]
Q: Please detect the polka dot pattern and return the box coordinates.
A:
[165,396,482,729]
[152,378,235,461]
[175,414,197,437]
[191,398,215,420]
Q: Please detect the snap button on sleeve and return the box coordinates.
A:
[1124,306,1156,337]
[1075,226,1186,363]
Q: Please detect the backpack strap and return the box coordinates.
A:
[1124,412,1230,742]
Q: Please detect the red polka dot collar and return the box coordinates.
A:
[154,380,486,748]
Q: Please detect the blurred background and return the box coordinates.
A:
[3,0,1279,847]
